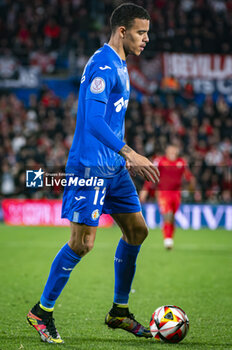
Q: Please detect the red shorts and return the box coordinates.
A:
[157,191,181,215]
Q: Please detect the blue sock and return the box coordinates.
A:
[40,243,81,308]
[114,238,141,304]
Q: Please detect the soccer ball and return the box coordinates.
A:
[150,305,189,343]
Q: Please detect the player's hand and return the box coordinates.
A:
[119,145,160,183]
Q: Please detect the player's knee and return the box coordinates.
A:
[69,232,95,256]
[69,239,94,257]
[126,223,149,245]
[140,224,149,240]
[84,240,95,253]
[80,241,94,256]
[69,223,96,257]
[135,224,148,244]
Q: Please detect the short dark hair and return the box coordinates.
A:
[110,3,150,32]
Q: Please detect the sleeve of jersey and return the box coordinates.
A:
[85,99,126,153]
[86,66,115,103]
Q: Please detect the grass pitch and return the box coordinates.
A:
[0,224,231,350]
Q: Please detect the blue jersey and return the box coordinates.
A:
[67,44,130,177]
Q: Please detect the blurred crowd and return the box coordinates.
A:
[0,90,77,198]
[0,0,232,203]
[126,93,232,203]
[1,0,232,77]
[0,90,231,203]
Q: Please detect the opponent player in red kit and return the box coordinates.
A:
[140,145,193,249]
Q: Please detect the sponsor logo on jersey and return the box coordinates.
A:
[114,97,129,112]
[90,77,105,94]
[92,209,100,220]
[99,65,111,70]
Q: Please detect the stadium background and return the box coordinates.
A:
[0,2,232,350]
[0,0,231,224]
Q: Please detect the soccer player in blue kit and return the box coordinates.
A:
[27,3,160,344]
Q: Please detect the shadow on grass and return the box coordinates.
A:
[63,336,232,349]
[1,335,231,350]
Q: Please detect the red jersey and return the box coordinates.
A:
[154,156,192,191]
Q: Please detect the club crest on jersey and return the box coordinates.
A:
[90,77,105,94]
[92,209,100,220]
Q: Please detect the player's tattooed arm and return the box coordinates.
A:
[118,144,133,158]
[119,144,160,183]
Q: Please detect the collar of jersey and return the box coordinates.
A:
[104,43,126,66]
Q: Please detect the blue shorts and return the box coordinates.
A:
[61,168,141,226]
